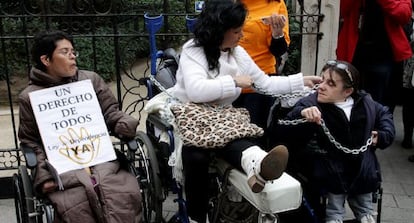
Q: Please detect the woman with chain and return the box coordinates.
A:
[165,0,321,222]
[279,60,395,223]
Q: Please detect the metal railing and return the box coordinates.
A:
[0,0,323,175]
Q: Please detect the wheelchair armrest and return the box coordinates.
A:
[126,137,139,152]
[147,113,173,132]
[20,144,37,169]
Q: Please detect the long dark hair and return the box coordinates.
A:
[193,0,247,72]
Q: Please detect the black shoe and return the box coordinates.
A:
[409,155,414,162]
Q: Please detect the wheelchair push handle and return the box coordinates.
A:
[144,13,164,76]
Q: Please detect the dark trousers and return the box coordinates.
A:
[402,87,414,144]
[354,61,403,114]
[233,92,275,148]
[182,139,255,223]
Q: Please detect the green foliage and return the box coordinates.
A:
[284,16,302,74]
[283,4,302,75]
[0,0,304,82]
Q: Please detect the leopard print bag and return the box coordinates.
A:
[170,102,264,149]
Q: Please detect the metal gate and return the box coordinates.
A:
[0,0,325,195]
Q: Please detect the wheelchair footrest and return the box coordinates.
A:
[215,159,302,214]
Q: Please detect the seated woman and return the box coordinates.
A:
[279,60,395,223]
[165,0,321,222]
[18,30,142,223]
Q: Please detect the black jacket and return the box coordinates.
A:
[281,91,395,194]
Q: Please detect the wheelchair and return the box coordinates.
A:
[12,134,159,223]
[13,145,54,223]
[137,14,303,223]
[141,12,385,223]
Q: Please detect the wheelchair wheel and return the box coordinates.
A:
[13,165,36,223]
[42,202,54,223]
[134,131,164,223]
[13,173,25,223]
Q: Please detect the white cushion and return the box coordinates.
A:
[215,159,302,214]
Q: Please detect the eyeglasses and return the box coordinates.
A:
[57,48,79,58]
[326,60,353,83]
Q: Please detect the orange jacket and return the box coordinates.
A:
[240,0,290,93]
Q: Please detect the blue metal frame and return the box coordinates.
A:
[143,13,195,223]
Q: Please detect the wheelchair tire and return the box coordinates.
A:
[13,165,37,223]
[42,202,54,223]
[13,173,25,223]
[134,131,164,223]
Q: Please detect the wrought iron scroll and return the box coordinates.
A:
[0,0,324,172]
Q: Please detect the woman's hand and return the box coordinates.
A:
[233,75,253,88]
[301,106,322,125]
[371,131,378,146]
[303,76,322,88]
[269,14,286,38]
[42,180,57,194]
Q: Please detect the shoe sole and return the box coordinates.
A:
[260,145,289,181]
[248,145,289,193]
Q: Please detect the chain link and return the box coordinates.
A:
[149,75,177,101]
[148,75,178,124]
[252,84,318,100]
[278,118,373,154]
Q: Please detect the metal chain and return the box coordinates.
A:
[152,74,373,154]
[278,118,373,154]
[149,75,178,101]
[252,84,318,100]
[148,75,179,123]
[151,72,316,101]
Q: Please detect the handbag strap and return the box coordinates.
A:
[149,74,180,103]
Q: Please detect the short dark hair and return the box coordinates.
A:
[321,60,360,90]
[31,30,74,71]
[193,0,247,71]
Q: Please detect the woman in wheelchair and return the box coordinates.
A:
[279,60,395,223]
[165,0,321,222]
[18,30,142,222]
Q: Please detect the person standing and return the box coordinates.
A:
[336,0,412,113]
[402,61,414,153]
[234,0,290,147]
[403,39,414,159]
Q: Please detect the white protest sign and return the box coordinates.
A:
[29,79,116,175]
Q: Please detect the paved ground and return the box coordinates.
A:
[1,104,414,222]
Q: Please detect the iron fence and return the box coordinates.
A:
[0,0,323,175]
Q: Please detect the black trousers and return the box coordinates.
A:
[233,92,276,148]
[402,87,414,143]
[182,138,256,223]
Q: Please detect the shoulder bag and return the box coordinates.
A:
[170,102,264,149]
